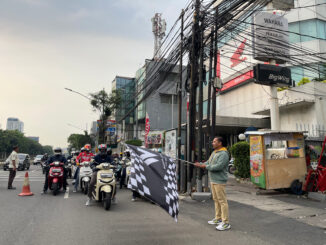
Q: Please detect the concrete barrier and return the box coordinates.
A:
[191,192,212,201]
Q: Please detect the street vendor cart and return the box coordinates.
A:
[247,131,307,190]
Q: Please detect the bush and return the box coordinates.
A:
[125,139,142,146]
[230,141,250,178]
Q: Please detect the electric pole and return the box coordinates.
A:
[187,0,201,193]
[178,9,185,193]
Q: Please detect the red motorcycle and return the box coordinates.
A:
[48,161,65,195]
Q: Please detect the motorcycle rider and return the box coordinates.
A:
[86,144,113,206]
[41,147,67,194]
[120,150,131,189]
[73,144,94,192]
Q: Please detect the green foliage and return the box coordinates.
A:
[297,77,311,86]
[0,130,52,157]
[277,87,289,92]
[230,141,250,178]
[125,139,142,147]
[89,89,121,144]
[67,133,94,150]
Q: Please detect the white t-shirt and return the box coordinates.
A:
[8,151,19,169]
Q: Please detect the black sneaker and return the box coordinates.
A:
[8,186,16,190]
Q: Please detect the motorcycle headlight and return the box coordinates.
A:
[100,173,113,178]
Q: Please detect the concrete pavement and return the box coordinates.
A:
[0,166,325,245]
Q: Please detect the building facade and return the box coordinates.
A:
[6,117,24,133]
[133,59,188,147]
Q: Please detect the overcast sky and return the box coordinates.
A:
[0,0,186,148]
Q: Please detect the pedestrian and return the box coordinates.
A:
[195,136,231,231]
[8,145,19,190]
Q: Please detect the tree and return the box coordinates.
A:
[230,141,250,178]
[89,89,121,144]
[297,77,311,86]
[0,130,53,157]
[125,139,142,146]
[67,133,94,150]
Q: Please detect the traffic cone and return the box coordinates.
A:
[18,172,34,196]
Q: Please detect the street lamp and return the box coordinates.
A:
[64,88,90,100]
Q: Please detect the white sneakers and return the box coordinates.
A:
[208,218,231,231]
[208,218,222,225]
[216,222,231,231]
[85,197,92,206]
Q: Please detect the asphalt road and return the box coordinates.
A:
[0,165,325,245]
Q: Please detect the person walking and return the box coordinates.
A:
[195,136,231,231]
[8,146,19,190]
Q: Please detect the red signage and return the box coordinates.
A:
[145,113,150,148]
[221,70,253,92]
[230,38,247,68]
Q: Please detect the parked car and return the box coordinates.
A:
[33,155,44,165]
[3,154,31,171]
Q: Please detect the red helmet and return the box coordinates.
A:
[84,144,91,151]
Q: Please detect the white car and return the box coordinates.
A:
[33,155,44,165]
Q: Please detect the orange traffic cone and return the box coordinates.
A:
[18,172,34,196]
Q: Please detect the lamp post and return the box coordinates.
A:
[64,88,90,101]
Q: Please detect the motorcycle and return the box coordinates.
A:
[78,161,92,195]
[91,162,116,211]
[228,158,236,175]
[48,161,65,196]
[66,159,72,178]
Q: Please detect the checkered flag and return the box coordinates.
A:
[126,144,179,222]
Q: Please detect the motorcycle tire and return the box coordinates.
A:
[228,165,236,175]
[52,183,58,196]
[103,192,112,211]
[84,182,88,195]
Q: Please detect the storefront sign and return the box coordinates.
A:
[221,70,253,92]
[254,64,292,87]
[252,12,289,64]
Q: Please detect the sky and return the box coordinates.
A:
[0,0,186,148]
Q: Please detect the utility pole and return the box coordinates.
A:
[197,16,204,193]
[187,0,200,193]
[211,8,218,140]
[178,9,186,193]
[205,28,214,190]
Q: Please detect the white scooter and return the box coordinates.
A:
[78,161,92,194]
[92,162,116,211]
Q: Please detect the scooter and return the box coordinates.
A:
[228,158,236,175]
[92,162,116,211]
[66,159,72,178]
[48,161,65,196]
[78,161,92,195]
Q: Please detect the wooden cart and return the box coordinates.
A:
[247,131,307,190]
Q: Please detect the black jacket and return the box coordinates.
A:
[46,155,67,165]
[92,154,113,170]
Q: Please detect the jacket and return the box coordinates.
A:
[203,147,229,184]
[76,152,94,165]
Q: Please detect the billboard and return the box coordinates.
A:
[252,12,289,64]
[164,130,177,159]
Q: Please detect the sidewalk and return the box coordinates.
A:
[182,176,326,229]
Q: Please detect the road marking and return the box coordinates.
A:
[64,187,69,199]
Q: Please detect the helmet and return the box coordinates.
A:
[158,148,162,153]
[74,151,79,156]
[98,144,107,155]
[81,147,85,152]
[54,147,62,155]
[84,144,91,152]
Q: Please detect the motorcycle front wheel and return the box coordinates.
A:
[84,182,89,195]
[52,183,58,196]
[103,192,112,211]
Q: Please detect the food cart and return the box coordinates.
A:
[247,131,307,190]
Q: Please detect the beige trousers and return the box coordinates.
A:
[211,183,229,223]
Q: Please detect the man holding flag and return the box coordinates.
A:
[195,136,231,231]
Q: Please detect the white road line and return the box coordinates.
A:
[64,187,69,199]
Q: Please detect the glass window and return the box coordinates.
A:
[317,20,326,39]
[290,66,304,84]
[300,20,317,42]
[289,22,300,43]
